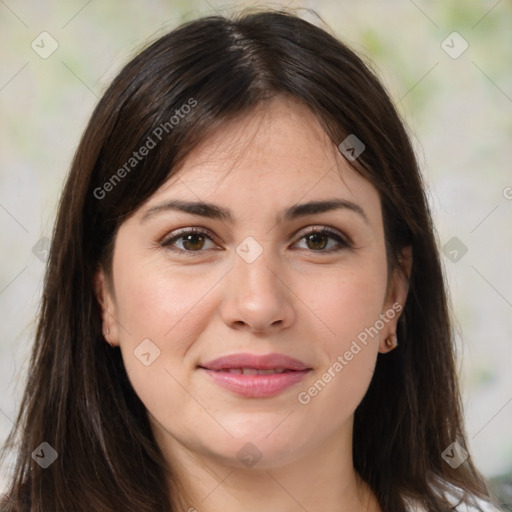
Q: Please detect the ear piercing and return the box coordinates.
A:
[385,334,398,350]
[105,327,113,347]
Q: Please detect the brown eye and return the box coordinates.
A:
[305,232,329,251]
[161,228,218,256]
[179,233,207,251]
[294,228,349,253]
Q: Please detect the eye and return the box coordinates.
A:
[160,226,350,257]
[160,227,219,256]
[292,227,350,253]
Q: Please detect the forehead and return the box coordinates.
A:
[140,95,381,220]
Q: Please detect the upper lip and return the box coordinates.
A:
[200,352,311,371]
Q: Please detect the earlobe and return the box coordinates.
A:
[379,331,399,354]
[383,333,398,351]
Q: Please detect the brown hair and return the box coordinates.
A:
[0,7,497,511]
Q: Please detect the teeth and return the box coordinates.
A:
[258,369,277,375]
[220,368,289,375]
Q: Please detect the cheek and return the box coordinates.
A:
[111,255,223,401]
[292,262,386,417]
[113,255,221,343]
[112,262,221,422]
[301,262,388,352]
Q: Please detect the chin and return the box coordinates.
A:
[197,426,307,470]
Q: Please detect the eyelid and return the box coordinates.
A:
[160,226,221,250]
[293,225,352,247]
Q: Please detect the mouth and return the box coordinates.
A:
[198,352,312,398]
[206,367,294,375]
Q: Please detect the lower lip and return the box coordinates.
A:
[201,369,310,398]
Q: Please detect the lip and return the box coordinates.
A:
[199,352,312,398]
[201,352,310,371]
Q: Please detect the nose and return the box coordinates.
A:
[219,248,296,334]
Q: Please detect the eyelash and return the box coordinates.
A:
[160,226,351,257]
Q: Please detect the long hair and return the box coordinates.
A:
[1,8,496,511]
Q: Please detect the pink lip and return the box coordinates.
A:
[201,352,310,371]
[199,352,312,398]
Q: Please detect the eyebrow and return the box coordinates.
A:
[139,198,369,225]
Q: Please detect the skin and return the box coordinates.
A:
[95,95,412,512]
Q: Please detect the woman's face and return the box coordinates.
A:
[96,95,409,471]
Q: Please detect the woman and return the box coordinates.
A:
[0,8,503,512]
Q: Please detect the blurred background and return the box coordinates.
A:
[0,0,511,507]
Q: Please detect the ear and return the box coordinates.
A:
[93,266,119,347]
[378,246,412,354]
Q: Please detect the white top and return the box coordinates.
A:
[407,501,501,512]
[405,485,502,511]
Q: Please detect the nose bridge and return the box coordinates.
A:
[220,235,295,332]
[233,236,281,301]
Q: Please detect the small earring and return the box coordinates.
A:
[105,328,113,348]
[385,334,398,350]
